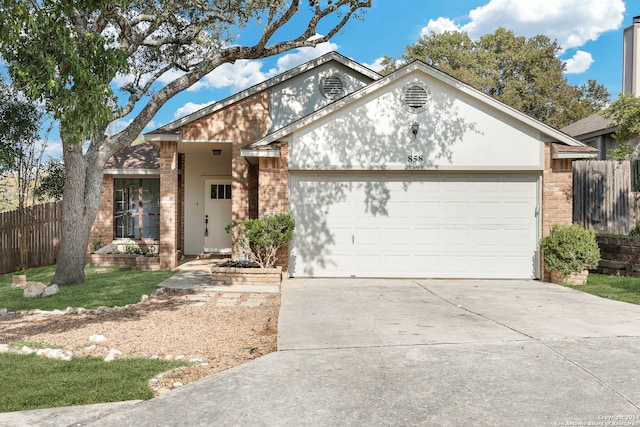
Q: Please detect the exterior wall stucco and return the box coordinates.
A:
[182,148,232,255]
[269,62,373,132]
[289,73,544,171]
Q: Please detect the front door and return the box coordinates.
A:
[203,179,232,253]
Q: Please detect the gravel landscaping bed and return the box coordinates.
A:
[0,288,279,395]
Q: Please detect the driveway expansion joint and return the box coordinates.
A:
[415,280,640,412]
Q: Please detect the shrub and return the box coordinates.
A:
[539,223,601,275]
[226,213,295,268]
[630,223,640,237]
[123,239,143,254]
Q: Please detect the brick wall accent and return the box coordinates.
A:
[542,146,573,235]
[258,142,290,270]
[88,175,114,251]
[542,144,575,280]
[178,153,185,253]
[258,142,289,215]
[248,163,259,219]
[159,141,179,270]
[179,91,271,223]
[177,91,271,262]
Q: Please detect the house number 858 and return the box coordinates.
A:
[408,155,424,162]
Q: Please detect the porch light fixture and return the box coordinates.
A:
[411,122,419,138]
[212,149,222,156]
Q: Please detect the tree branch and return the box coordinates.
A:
[102,0,371,157]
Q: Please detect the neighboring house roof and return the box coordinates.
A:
[244,60,598,158]
[104,142,160,173]
[560,112,617,140]
[144,51,381,141]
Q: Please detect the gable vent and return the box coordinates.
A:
[404,85,429,110]
[320,75,345,99]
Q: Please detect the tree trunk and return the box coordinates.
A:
[51,138,104,285]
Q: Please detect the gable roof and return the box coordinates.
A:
[560,111,617,140]
[244,60,596,157]
[104,142,160,171]
[145,51,381,141]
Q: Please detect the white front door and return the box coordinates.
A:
[203,179,232,253]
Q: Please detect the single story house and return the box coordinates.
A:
[89,51,598,279]
[560,112,618,160]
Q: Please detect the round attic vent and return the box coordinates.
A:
[403,84,429,113]
[320,75,345,100]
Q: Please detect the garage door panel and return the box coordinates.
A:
[289,173,539,279]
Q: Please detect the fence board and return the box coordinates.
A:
[0,201,62,274]
[573,160,639,235]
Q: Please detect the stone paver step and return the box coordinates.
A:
[182,291,269,307]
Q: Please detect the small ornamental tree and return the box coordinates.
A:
[539,223,600,276]
[227,213,295,268]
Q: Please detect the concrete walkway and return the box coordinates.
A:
[160,258,279,294]
[3,278,640,426]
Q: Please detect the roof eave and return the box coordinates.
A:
[144,52,382,136]
[247,61,591,150]
[144,134,181,142]
[551,143,600,159]
[239,148,281,158]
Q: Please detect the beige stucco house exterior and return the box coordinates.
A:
[89,51,598,280]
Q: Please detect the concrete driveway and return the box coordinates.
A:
[6,279,640,426]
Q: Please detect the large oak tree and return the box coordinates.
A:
[0,0,371,285]
[381,28,609,129]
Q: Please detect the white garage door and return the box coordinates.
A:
[289,172,540,279]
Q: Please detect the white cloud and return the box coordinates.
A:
[112,39,339,100]
[421,17,461,37]
[274,41,338,71]
[422,0,625,50]
[144,120,157,131]
[43,139,62,160]
[363,57,386,72]
[199,60,270,93]
[173,101,216,120]
[565,50,594,74]
[197,41,339,93]
[105,119,133,136]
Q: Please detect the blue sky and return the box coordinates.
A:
[58,0,640,156]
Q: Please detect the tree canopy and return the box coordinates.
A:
[0,0,371,284]
[381,28,609,129]
[602,93,640,160]
[603,93,640,143]
[0,78,41,176]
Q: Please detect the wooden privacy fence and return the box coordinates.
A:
[0,201,62,274]
[573,160,640,235]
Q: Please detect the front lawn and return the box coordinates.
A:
[566,273,640,305]
[0,265,174,312]
[0,265,181,413]
[0,353,184,412]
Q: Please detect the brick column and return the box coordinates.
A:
[258,142,290,271]
[159,141,179,270]
[88,175,115,251]
[542,145,573,236]
[541,144,574,280]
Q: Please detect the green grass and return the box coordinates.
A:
[566,273,640,305]
[0,265,180,413]
[0,353,185,412]
[0,265,174,311]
